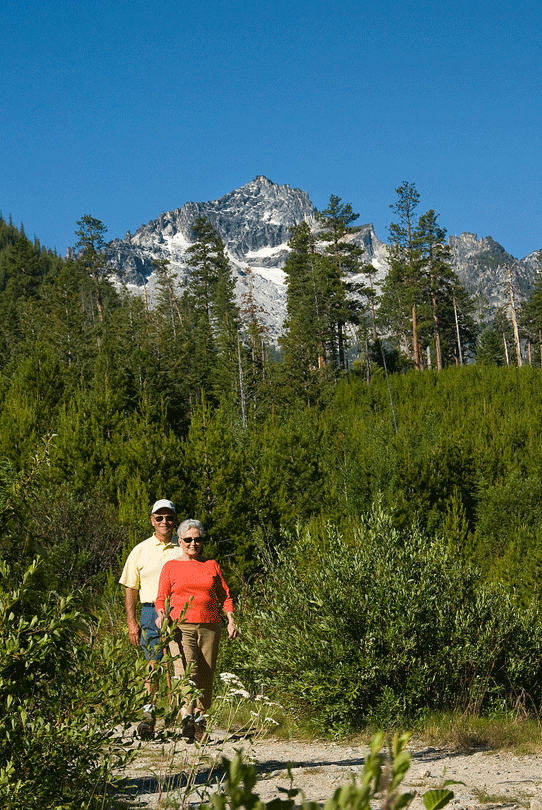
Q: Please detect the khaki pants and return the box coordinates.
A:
[169,622,221,713]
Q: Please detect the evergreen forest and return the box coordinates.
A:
[2,192,542,807]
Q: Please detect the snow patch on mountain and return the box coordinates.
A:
[246,265,287,287]
[245,245,289,259]
[100,178,540,341]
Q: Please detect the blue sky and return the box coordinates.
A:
[2,0,541,259]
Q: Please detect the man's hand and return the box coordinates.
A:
[125,587,140,647]
[128,619,140,647]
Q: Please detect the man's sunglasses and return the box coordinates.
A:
[153,515,176,523]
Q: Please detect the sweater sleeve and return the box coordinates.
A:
[216,562,234,614]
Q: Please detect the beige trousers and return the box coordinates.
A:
[169,622,221,713]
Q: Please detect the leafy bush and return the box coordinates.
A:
[226,506,542,733]
[28,482,130,600]
[0,557,146,810]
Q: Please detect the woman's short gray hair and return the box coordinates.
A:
[178,519,205,539]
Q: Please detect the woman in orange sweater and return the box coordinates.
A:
[155,519,238,742]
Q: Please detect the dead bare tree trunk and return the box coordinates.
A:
[237,334,247,429]
[453,295,463,366]
[412,303,422,370]
[507,263,522,366]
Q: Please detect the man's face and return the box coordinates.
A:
[151,508,176,542]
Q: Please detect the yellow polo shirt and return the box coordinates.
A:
[119,534,185,604]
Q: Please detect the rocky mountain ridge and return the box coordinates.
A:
[99,176,540,341]
[448,232,538,314]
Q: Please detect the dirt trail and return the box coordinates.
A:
[117,726,542,809]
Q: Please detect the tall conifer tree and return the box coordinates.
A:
[184,216,242,411]
[280,221,326,377]
[316,196,364,369]
[74,216,114,323]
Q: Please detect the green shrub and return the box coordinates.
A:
[0,557,145,810]
[227,506,542,733]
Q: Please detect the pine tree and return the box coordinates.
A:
[381,187,476,369]
[152,258,184,338]
[36,259,95,374]
[316,196,364,369]
[239,266,269,420]
[0,223,63,371]
[280,221,326,374]
[382,182,423,369]
[413,210,476,370]
[74,216,115,323]
[180,401,255,576]
[476,325,507,365]
[477,307,514,365]
[183,216,243,412]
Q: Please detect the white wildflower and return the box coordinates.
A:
[229,688,251,698]
[220,672,244,685]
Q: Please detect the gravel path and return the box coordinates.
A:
[116,725,542,810]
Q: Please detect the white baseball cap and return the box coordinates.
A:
[151,499,176,514]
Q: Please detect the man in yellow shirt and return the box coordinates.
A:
[119,499,184,737]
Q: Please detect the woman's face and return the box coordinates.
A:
[180,526,203,559]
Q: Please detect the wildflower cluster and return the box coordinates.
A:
[216,673,282,734]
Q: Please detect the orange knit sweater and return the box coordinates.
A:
[155,557,234,623]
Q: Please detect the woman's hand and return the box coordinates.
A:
[227,614,238,639]
[155,608,165,630]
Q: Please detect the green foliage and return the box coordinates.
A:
[476,326,507,366]
[520,251,542,356]
[227,508,542,733]
[0,558,144,810]
[381,185,475,369]
[75,215,119,323]
[25,483,130,599]
[181,401,256,578]
[2,215,542,673]
[280,221,334,402]
[183,216,244,412]
[0,441,147,807]
[315,195,364,371]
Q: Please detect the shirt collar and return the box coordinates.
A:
[153,533,178,547]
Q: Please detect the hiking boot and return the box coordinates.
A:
[181,714,195,743]
[137,703,156,740]
[193,715,208,744]
[137,717,155,740]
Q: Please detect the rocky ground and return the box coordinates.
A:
[115,723,542,810]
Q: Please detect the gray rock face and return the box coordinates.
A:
[101,176,387,340]
[93,177,540,341]
[449,232,536,313]
[115,174,316,266]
